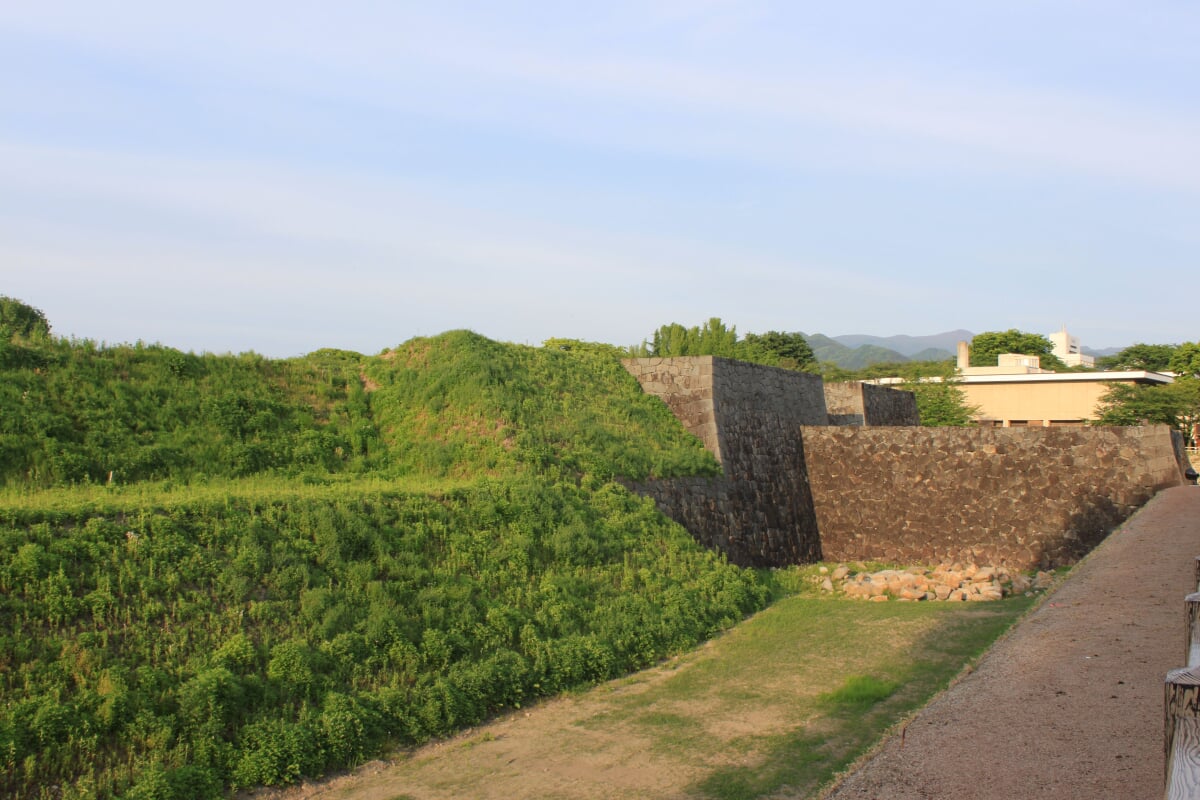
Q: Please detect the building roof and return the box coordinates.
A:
[959,370,1173,385]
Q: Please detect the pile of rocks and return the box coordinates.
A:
[816,563,1056,602]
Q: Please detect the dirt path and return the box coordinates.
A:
[822,485,1200,800]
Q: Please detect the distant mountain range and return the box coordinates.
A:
[802,330,967,369]
[805,330,1122,370]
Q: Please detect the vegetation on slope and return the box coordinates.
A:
[0,298,756,800]
[0,316,717,489]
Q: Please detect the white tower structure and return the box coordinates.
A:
[1049,325,1095,368]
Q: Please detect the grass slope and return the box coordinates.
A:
[0,324,752,800]
[0,330,717,488]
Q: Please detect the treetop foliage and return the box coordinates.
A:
[636,317,816,372]
[969,329,1065,371]
[1169,342,1200,378]
[644,317,740,358]
[1095,378,1200,441]
[1096,342,1178,372]
[906,380,979,427]
[1094,340,1200,444]
[739,330,817,371]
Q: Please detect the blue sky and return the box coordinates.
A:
[2,2,1198,357]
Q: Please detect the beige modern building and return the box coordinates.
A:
[959,370,1172,427]
[951,337,1170,426]
[865,332,1173,427]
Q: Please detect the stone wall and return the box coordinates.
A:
[620,355,1186,571]
[862,383,920,426]
[824,382,920,426]
[801,424,1186,569]
[621,357,825,566]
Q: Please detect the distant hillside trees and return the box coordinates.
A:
[969,329,1065,371]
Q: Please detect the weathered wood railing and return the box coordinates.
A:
[1164,556,1200,798]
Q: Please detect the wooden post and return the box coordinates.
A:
[1194,556,1200,593]
[1188,594,1200,668]
[1166,665,1200,799]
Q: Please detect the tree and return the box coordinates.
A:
[1168,342,1200,378]
[737,331,816,372]
[1095,378,1200,444]
[1097,343,1177,372]
[640,320,819,373]
[969,329,1065,371]
[905,379,979,427]
[646,318,739,358]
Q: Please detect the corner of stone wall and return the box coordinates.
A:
[860,383,920,426]
[823,381,919,426]
[621,356,825,566]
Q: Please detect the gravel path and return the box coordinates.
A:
[822,485,1200,800]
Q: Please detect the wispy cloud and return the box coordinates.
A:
[2,3,1198,352]
[6,2,1198,190]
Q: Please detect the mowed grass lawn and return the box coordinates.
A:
[309,571,1038,800]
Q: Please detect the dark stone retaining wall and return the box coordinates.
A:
[621,357,824,566]
[862,383,921,426]
[801,424,1186,569]
[824,382,920,426]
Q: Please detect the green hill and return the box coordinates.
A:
[804,333,909,370]
[0,300,762,800]
[0,326,717,488]
[908,347,955,362]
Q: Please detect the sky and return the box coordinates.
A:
[2,2,1198,357]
